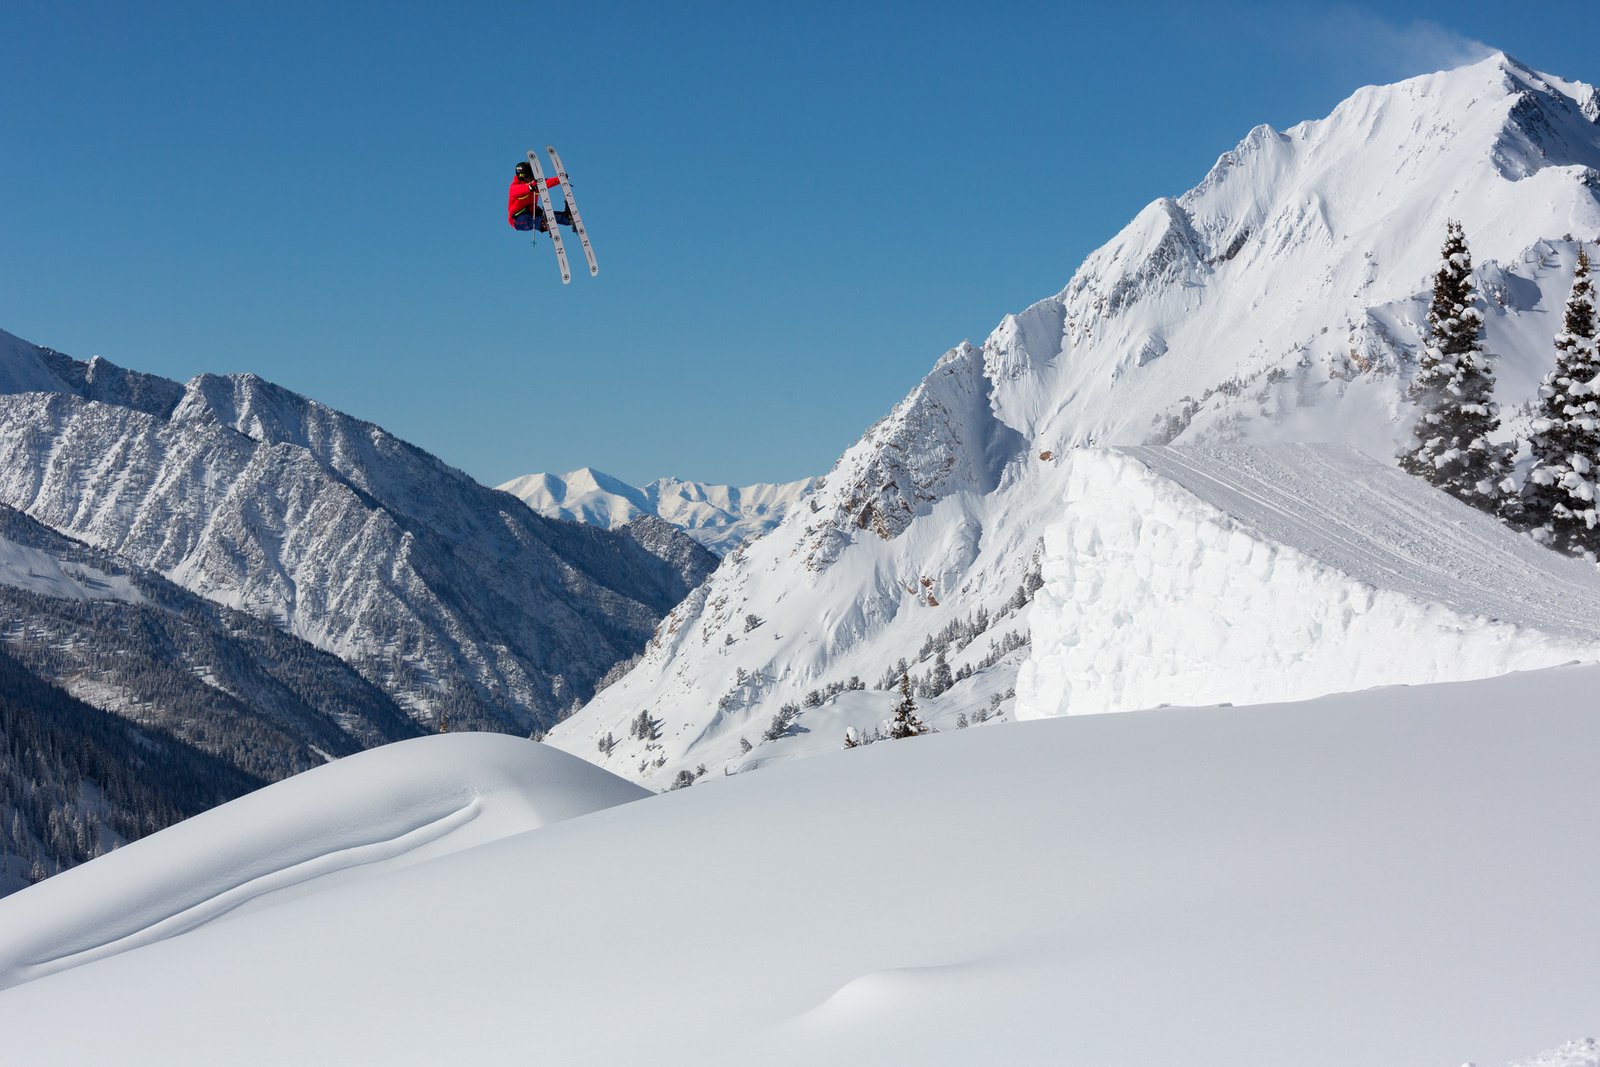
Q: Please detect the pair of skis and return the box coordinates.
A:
[526,145,597,284]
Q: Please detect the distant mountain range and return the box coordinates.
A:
[499,468,816,555]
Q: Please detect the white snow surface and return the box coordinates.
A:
[1017,444,1600,718]
[498,467,817,554]
[0,531,143,604]
[549,53,1600,787]
[0,733,647,992]
[1,666,1598,1064]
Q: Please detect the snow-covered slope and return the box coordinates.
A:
[1018,445,1600,719]
[549,53,1600,786]
[2,666,1597,1065]
[0,503,426,770]
[0,525,143,604]
[499,467,817,554]
[0,331,715,734]
[0,733,647,992]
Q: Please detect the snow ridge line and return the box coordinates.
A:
[9,798,483,988]
[1118,447,1436,594]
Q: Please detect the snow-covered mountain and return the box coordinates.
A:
[2,665,1597,1065]
[499,467,817,554]
[0,330,717,735]
[548,54,1600,786]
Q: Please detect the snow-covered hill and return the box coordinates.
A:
[0,732,645,992]
[548,53,1600,787]
[1,665,1596,1065]
[499,467,816,554]
[0,331,717,734]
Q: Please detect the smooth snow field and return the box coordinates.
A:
[0,667,1596,1065]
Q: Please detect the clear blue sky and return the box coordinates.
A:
[4,1,1598,487]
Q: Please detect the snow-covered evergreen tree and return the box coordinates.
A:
[628,709,662,742]
[929,649,953,696]
[762,703,799,742]
[1521,246,1600,558]
[889,671,926,740]
[1400,221,1514,511]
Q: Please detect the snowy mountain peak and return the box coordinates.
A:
[0,328,182,417]
[549,54,1600,787]
[798,340,1024,571]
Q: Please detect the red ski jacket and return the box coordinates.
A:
[507,176,562,226]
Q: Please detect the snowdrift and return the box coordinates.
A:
[0,668,1597,1064]
[0,733,648,991]
[1019,445,1600,718]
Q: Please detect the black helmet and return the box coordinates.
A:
[514,160,533,182]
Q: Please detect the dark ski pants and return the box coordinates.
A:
[512,207,571,232]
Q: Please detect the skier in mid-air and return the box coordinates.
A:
[507,160,574,235]
[512,146,596,284]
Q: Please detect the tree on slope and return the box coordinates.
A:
[929,649,953,697]
[1400,221,1515,513]
[889,671,927,740]
[1521,246,1600,558]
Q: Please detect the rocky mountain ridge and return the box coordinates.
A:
[0,330,717,735]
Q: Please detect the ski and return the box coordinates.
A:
[546,144,598,277]
[525,149,571,284]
